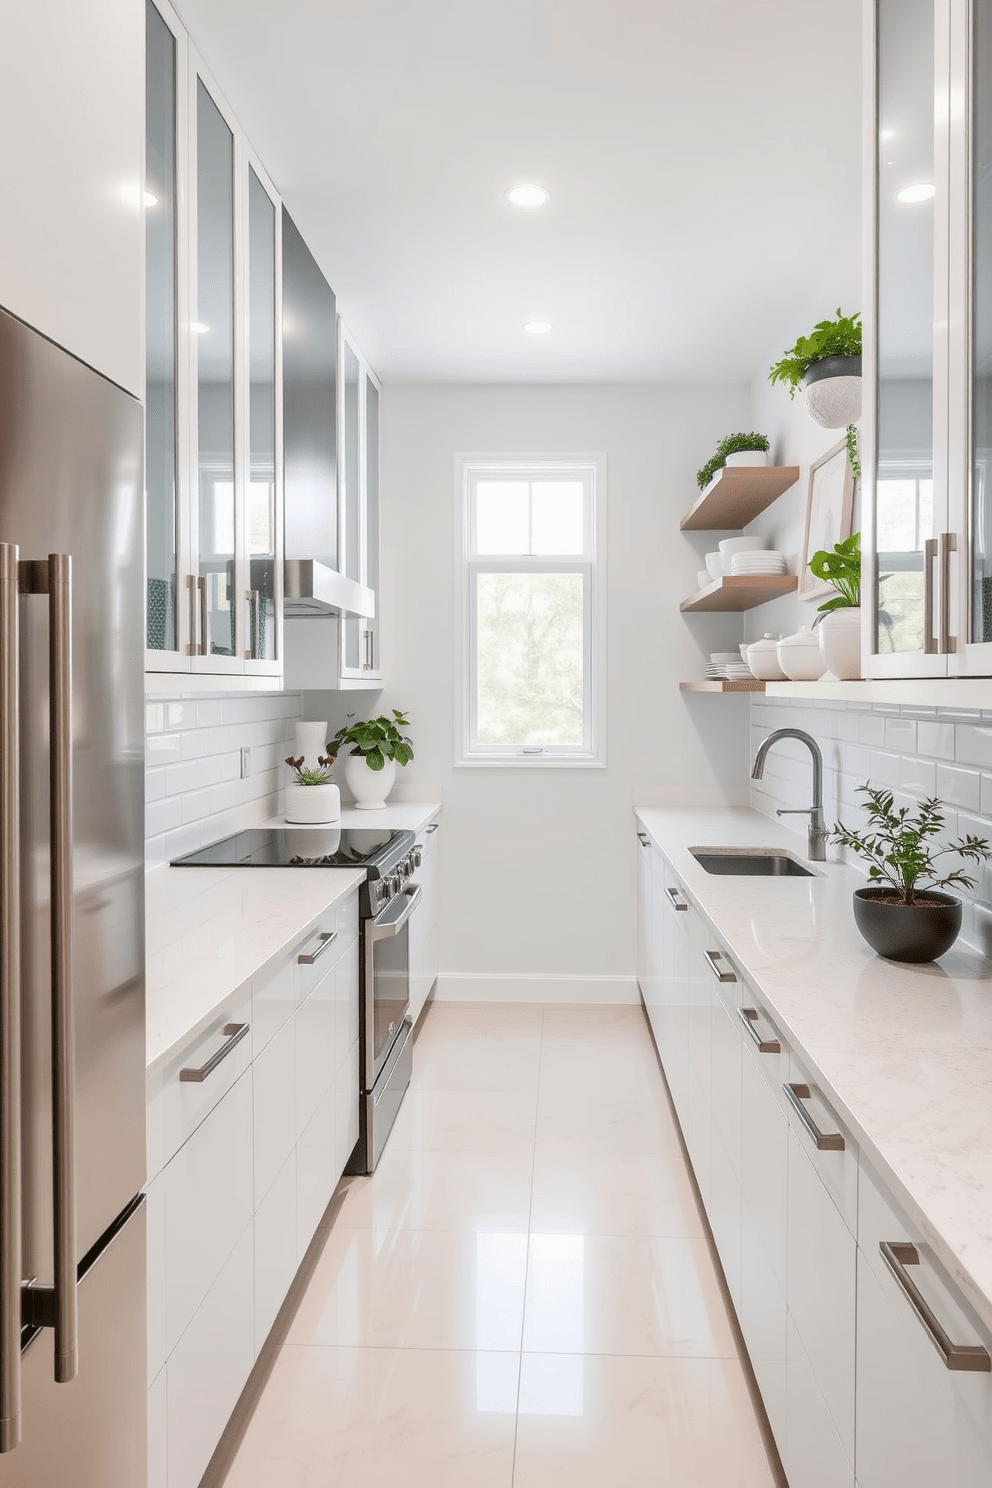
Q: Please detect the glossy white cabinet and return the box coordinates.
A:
[0,0,143,395]
[149,886,361,1488]
[409,816,441,1026]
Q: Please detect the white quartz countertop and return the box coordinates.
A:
[266,801,441,833]
[634,805,992,1334]
[145,862,365,1074]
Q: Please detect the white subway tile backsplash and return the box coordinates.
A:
[954,724,992,770]
[884,718,917,753]
[859,714,887,746]
[935,763,983,812]
[868,750,902,787]
[145,690,301,865]
[917,721,956,760]
[899,756,936,797]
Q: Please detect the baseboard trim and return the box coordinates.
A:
[434,973,639,1005]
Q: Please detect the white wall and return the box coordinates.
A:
[371,381,755,1001]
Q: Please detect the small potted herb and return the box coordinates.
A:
[833,786,992,962]
[284,754,341,824]
[768,309,862,428]
[696,432,770,491]
[810,532,862,680]
[328,710,414,811]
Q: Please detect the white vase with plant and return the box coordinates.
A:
[328,709,414,811]
[809,532,861,680]
[284,752,341,824]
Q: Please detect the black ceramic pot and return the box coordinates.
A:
[853,887,962,963]
[803,354,863,386]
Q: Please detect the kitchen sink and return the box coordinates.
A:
[689,847,816,877]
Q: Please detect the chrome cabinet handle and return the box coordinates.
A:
[48,553,77,1384]
[880,1241,991,1372]
[186,573,198,656]
[637,831,650,847]
[737,1006,780,1054]
[198,575,208,656]
[923,537,939,655]
[425,823,438,834]
[705,949,737,983]
[245,589,261,661]
[370,884,422,941]
[298,929,338,965]
[939,532,957,654]
[665,886,688,912]
[784,1082,844,1150]
[0,544,22,1450]
[180,1022,250,1083]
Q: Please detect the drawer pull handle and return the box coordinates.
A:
[784,1082,844,1150]
[665,886,688,912]
[637,832,650,847]
[880,1241,991,1373]
[737,1006,780,1054]
[425,823,438,834]
[180,1023,249,1083]
[298,929,338,965]
[705,949,736,983]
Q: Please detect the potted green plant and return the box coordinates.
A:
[328,710,414,810]
[284,753,341,824]
[809,531,861,680]
[768,309,862,428]
[833,786,992,962]
[695,432,770,490]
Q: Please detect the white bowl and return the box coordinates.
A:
[696,570,711,590]
[705,551,723,580]
[709,652,741,662]
[718,535,767,574]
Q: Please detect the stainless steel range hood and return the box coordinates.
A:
[284,559,375,619]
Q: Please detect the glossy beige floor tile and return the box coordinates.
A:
[420,1002,545,1040]
[338,1146,535,1234]
[415,1032,543,1092]
[286,1225,528,1351]
[513,1353,775,1487]
[529,1147,703,1239]
[521,1234,736,1358]
[388,1087,539,1153]
[534,1084,675,1156]
[222,1345,519,1488]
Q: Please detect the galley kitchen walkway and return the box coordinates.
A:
[218,1002,780,1487]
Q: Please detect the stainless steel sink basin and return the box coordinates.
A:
[689,847,816,878]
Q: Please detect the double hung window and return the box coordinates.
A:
[458,457,604,764]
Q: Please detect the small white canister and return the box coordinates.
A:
[777,627,826,681]
[745,634,787,681]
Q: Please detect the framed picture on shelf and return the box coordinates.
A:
[799,438,854,601]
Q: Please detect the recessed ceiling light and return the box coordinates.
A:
[506,184,550,208]
[144,190,159,208]
[523,321,552,334]
[897,182,935,203]
[191,322,210,334]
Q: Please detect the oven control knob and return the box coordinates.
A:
[412,848,423,869]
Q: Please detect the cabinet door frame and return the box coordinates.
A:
[337,320,382,684]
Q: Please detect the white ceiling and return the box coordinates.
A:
[176,0,863,383]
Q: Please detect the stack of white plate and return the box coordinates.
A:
[705,650,755,681]
[730,550,788,576]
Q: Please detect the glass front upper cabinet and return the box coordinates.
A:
[145,0,180,662]
[247,164,281,668]
[869,0,948,676]
[339,323,382,683]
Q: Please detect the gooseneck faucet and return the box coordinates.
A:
[751,728,829,862]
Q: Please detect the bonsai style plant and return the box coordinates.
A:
[809,532,862,680]
[696,431,770,490]
[833,786,992,962]
[768,309,862,428]
[283,753,341,824]
[328,709,414,810]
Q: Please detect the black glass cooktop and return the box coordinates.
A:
[171,826,409,873]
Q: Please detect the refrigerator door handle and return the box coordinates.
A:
[0,543,22,1452]
[17,555,78,1386]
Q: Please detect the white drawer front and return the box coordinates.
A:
[253,1012,297,1205]
[254,1151,298,1354]
[160,993,252,1169]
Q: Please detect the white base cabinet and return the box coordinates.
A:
[635,823,992,1488]
[146,888,361,1488]
[409,815,441,1026]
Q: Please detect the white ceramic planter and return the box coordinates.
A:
[777,627,826,681]
[724,450,769,468]
[803,377,862,430]
[818,606,862,680]
[344,752,397,810]
[285,780,341,824]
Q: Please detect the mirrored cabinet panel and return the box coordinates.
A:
[248,166,279,665]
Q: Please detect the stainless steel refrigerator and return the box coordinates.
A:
[0,307,146,1483]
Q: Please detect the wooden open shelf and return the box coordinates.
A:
[680,575,798,613]
[680,465,801,531]
[680,680,765,693]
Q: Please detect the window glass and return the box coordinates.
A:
[475,573,585,747]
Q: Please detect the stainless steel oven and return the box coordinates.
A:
[352,880,421,1172]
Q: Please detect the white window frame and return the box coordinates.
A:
[454,453,607,768]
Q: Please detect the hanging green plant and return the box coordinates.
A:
[768,310,862,399]
[845,424,861,480]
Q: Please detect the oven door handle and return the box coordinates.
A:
[370,884,422,940]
